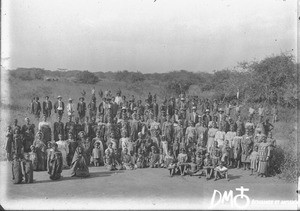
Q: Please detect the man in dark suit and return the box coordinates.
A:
[53,115,64,141]
[42,96,52,118]
[77,97,86,123]
[54,96,64,119]
[188,106,199,125]
[31,97,41,120]
[202,109,212,128]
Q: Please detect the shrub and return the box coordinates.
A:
[76,71,99,84]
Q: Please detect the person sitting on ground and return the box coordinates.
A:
[136,148,146,168]
[149,146,160,168]
[214,161,229,181]
[121,148,134,170]
[104,150,115,171]
[177,148,188,176]
[70,145,90,177]
[186,156,201,177]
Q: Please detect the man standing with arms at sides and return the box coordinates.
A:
[152,97,159,119]
[31,97,41,121]
[77,97,86,123]
[189,106,199,125]
[115,89,123,106]
[65,116,75,140]
[111,96,119,120]
[54,96,64,119]
[22,117,35,153]
[67,98,75,118]
[42,96,52,119]
[88,96,97,121]
[53,116,64,142]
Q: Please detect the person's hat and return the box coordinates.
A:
[219,108,224,112]
[95,142,100,145]
[57,95,62,99]
[122,106,127,110]
[181,98,185,101]
[206,109,210,112]
[151,146,155,149]
[192,106,197,110]
[79,97,84,100]
[69,98,72,101]
[133,107,138,111]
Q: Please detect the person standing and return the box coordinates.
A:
[257,136,271,177]
[65,116,75,139]
[38,114,52,144]
[47,142,63,180]
[54,96,64,119]
[77,97,86,123]
[66,98,75,118]
[42,96,52,118]
[53,116,64,142]
[21,117,35,153]
[31,97,42,120]
[88,96,97,120]
[33,131,47,171]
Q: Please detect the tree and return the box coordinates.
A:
[76,71,99,84]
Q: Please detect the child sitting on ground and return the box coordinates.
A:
[203,153,214,180]
[177,148,188,176]
[149,146,160,168]
[214,161,229,181]
[121,148,134,170]
[104,150,115,171]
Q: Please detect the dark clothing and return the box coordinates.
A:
[54,122,64,141]
[77,102,86,120]
[65,121,75,139]
[54,101,65,117]
[47,149,63,180]
[42,100,52,117]
[12,159,23,184]
[21,160,33,183]
[31,101,41,118]
[21,124,35,153]
[70,147,90,177]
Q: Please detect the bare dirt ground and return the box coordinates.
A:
[0,161,298,210]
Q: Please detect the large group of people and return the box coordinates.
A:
[6,88,278,184]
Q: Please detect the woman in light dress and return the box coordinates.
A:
[56,134,69,168]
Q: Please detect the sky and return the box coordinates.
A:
[1,0,297,73]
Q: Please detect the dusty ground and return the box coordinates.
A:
[0,161,298,210]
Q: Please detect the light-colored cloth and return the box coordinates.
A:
[56,140,69,168]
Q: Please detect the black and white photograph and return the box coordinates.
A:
[0,0,298,210]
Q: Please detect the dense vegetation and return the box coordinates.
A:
[9,53,298,107]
